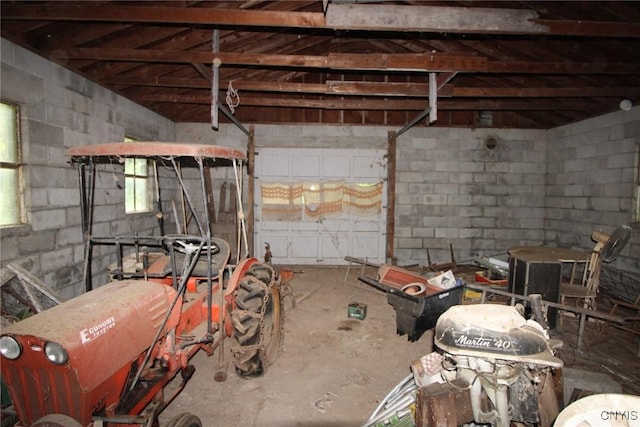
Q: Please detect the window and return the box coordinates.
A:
[0,102,22,227]
[124,136,150,213]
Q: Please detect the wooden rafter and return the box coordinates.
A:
[51,48,488,72]
[104,77,640,99]
[50,48,639,75]
[135,94,601,112]
[2,1,639,129]
[3,4,640,37]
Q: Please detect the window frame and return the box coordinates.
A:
[0,101,24,227]
[124,136,152,214]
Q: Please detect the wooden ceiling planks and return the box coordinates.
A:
[1,0,639,129]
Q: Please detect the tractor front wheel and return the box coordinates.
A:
[230,263,283,377]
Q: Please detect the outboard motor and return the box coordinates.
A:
[433,302,563,427]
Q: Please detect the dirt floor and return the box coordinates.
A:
[158,266,640,427]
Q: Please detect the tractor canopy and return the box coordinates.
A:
[67,141,246,161]
[66,141,250,292]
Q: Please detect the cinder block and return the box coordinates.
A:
[40,247,74,273]
[18,231,55,254]
[562,367,622,407]
[1,236,19,260]
[31,209,66,232]
[15,45,52,79]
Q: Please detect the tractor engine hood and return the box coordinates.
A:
[434,304,563,368]
[2,280,180,392]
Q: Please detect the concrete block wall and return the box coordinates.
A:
[394,127,548,266]
[0,39,175,297]
[178,123,548,267]
[176,122,390,150]
[546,106,640,275]
[2,37,637,299]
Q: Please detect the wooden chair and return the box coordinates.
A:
[559,225,632,327]
[559,231,608,313]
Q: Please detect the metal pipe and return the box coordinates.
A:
[177,162,188,234]
[396,106,431,137]
[211,29,220,129]
[77,162,91,292]
[153,160,165,236]
[232,159,249,259]
[77,162,88,236]
[465,283,626,323]
[368,373,414,421]
[82,160,96,292]
[495,385,509,427]
[197,157,215,336]
[218,101,251,136]
[127,240,205,394]
[429,72,437,123]
[216,265,226,378]
[170,157,204,235]
[363,390,417,427]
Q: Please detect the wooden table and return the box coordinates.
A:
[508,246,590,328]
[508,246,590,286]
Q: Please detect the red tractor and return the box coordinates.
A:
[0,142,286,427]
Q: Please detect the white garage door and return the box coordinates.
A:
[254,148,387,265]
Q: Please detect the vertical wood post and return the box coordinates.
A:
[386,131,397,264]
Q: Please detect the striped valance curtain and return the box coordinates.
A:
[261,181,383,221]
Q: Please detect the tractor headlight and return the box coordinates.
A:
[0,335,22,360]
[44,341,69,365]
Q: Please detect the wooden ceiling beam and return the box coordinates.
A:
[0,5,325,28]
[446,86,640,98]
[535,19,640,38]
[485,61,639,74]
[53,48,487,72]
[52,48,639,74]
[326,4,640,38]
[4,4,640,37]
[325,4,546,34]
[134,93,599,111]
[105,76,640,98]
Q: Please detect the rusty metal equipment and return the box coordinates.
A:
[358,264,464,341]
[0,142,287,427]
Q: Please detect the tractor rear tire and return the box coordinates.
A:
[166,413,202,427]
[231,263,283,377]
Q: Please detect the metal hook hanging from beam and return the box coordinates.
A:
[218,102,251,136]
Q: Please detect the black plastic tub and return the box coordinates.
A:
[358,275,464,342]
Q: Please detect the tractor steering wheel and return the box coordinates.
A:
[164,235,220,255]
